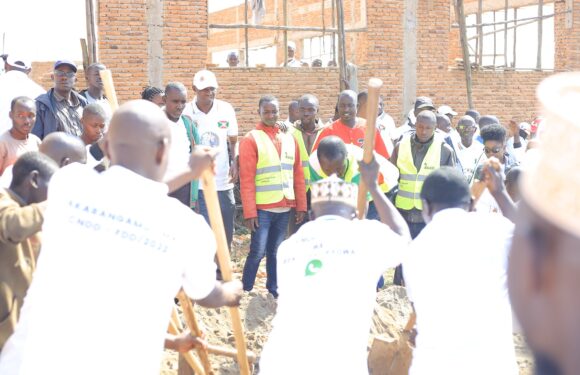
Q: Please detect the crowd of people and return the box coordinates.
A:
[0,52,577,375]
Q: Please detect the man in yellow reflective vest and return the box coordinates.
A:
[239,95,307,298]
[288,94,326,234]
[390,109,456,284]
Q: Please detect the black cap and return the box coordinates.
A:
[414,96,435,111]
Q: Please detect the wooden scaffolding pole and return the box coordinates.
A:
[332,0,336,63]
[283,0,288,66]
[336,0,347,91]
[513,8,518,68]
[537,0,543,70]
[493,11,497,67]
[244,0,249,67]
[85,0,97,64]
[456,0,474,109]
[504,0,508,67]
[477,0,483,68]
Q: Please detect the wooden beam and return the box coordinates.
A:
[283,0,288,67]
[331,0,336,62]
[209,23,367,33]
[537,0,543,70]
[244,0,249,67]
[456,0,474,109]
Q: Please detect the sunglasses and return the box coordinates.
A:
[54,70,76,78]
[484,147,503,154]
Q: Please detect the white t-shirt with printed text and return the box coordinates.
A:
[0,164,217,375]
[259,215,407,374]
[183,98,238,191]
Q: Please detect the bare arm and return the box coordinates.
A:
[482,164,517,222]
[358,156,411,240]
[194,280,242,308]
[166,146,217,193]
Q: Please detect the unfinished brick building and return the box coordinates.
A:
[91,0,579,133]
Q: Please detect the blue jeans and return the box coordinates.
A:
[197,189,235,250]
[242,210,290,297]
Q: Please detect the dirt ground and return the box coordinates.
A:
[160,233,534,375]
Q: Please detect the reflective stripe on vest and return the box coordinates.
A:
[250,129,296,204]
[290,127,312,191]
[395,135,442,210]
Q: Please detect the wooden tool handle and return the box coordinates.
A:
[99,69,119,111]
[177,291,214,375]
[201,170,251,375]
[357,78,384,219]
[168,315,206,375]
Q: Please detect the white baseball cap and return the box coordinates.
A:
[5,55,31,70]
[438,105,457,116]
[193,70,218,90]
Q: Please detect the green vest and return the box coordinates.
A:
[395,135,442,210]
[290,127,312,191]
[250,129,296,204]
[308,149,359,184]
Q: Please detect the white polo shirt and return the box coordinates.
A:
[183,98,238,191]
[0,164,217,375]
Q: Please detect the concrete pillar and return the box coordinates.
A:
[146,0,164,87]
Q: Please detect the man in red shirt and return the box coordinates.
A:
[239,95,307,298]
[312,90,390,160]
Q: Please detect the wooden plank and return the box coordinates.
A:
[457,0,474,109]
[537,0,543,70]
[200,170,251,375]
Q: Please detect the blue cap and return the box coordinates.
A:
[54,60,77,73]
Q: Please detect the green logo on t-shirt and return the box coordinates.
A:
[217,120,229,129]
[305,259,323,276]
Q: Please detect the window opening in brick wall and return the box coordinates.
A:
[464,2,555,70]
[208,0,367,80]
[303,34,339,65]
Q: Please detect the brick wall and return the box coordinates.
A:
[98,0,149,102]
[89,0,579,128]
[212,67,345,134]
[97,0,207,103]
